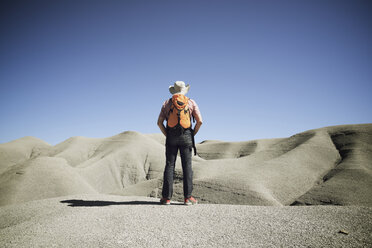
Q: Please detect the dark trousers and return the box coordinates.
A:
[162,129,193,199]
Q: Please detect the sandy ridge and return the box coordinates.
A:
[0,124,371,207]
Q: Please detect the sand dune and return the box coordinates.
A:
[0,136,50,175]
[293,125,372,206]
[197,138,284,160]
[0,124,371,207]
[170,124,372,206]
[0,131,167,205]
[188,129,340,205]
[0,157,97,205]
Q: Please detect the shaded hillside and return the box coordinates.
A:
[0,132,166,206]
[292,124,372,206]
[197,138,283,160]
[0,136,50,175]
[158,124,372,206]
[170,128,341,205]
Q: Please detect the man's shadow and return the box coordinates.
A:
[60,199,183,207]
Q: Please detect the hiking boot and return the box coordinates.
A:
[184,196,198,205]
[160,197,171,205]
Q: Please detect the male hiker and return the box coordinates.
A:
[157,81,203,205]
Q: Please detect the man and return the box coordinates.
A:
[157,81,203,205]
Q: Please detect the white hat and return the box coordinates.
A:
[169,81,190,95]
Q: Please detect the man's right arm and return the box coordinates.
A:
[157,116,167,136]
[193,119,202,136]
[158,100,169,137]
[190,99,203,136]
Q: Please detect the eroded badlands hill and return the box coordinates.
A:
[0,124,371,206]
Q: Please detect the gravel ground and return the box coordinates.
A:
[0,194,371,247]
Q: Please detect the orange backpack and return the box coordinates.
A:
[167,94,191,130]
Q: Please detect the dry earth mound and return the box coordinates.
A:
[0,136,50,175]
[0,124,371,207]
[293,124,372,206]
[0,132,166,206]
[172,124,372,206]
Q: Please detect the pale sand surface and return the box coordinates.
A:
[0,194,371,248]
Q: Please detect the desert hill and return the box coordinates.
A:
[0,136,50,175]
[0,124,371,207]
[0,131,167,206]
[191,124,372,206]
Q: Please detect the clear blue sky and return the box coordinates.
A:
[1,0,371,145]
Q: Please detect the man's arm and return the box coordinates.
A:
[190,99,203,135]
[157,116,167,136]
[193,119,202,136]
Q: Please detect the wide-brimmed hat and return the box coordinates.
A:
[169,81,190,95]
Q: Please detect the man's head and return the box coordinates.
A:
[169,81,190,95]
